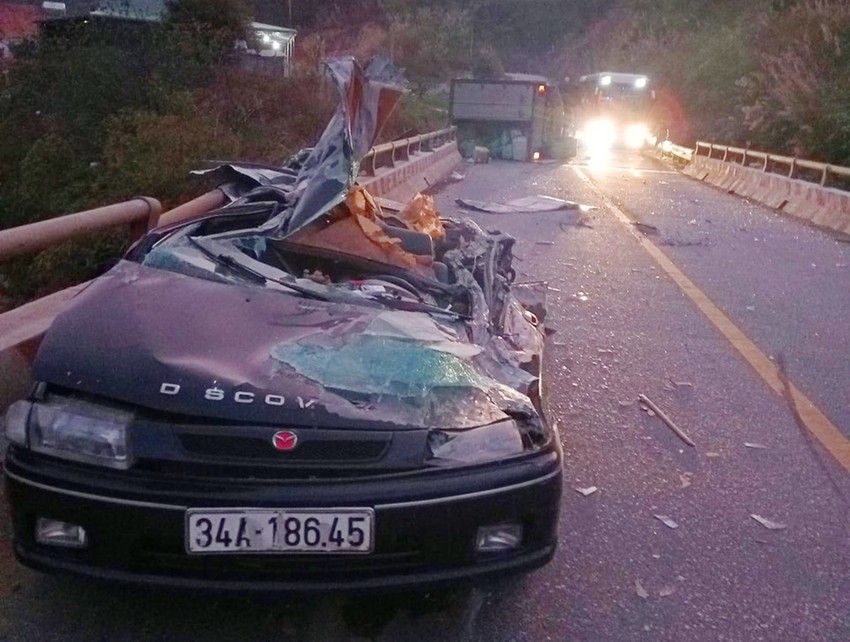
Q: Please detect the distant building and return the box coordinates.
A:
[0,2,41,62]
[3,0,296,74]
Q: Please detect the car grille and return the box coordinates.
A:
[178,433,389,462]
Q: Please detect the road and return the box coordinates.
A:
[1,150,849,641]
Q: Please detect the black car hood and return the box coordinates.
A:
[34,261,518,430]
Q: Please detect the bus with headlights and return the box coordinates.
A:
[568,72,655,156]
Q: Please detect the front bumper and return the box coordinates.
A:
[4,448,562,592]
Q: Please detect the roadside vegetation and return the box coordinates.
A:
[1,0,848,304]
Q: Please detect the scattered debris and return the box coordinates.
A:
[575,486,599,497]
[750,514,787,530]
[536,241,555,246]
[597,348,615,355]
[679,473,693,488]
[547,286,562,293]
[654,514,679,529]
[638,394,696,447]
[659,586,676,598]
[450,171,465,181]
[746,305,756,311]
[646,409,657,417]
[705,452,721,458]
[456,195,589,214]
[652,553,661,559]
[552,340,568,347]
[635,579,649,599]
[836,263,847,268]
[632,222,659,235]
[618,400,635,407]
[744,442,769,449]
[663,380,694,392]
[473,146,489,164]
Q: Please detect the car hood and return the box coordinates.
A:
[34,261,519,430]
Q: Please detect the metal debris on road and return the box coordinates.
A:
[635,579,649,599]
[705,452,721,457]
[456,195,589,214]
[450,171,465,181]
[638,394,696,447]
[632,221,659,235]
[750,514,787,530]
[575,486,598,496]
[536,241,555,246]
[654,514,679,529]
[659,586,676,597]
[744,442,769,449]
[679,473,692,488]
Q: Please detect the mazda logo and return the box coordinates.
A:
[271,431,298,451]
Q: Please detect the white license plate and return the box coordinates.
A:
[186,508,374,554]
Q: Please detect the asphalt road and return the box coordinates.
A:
[1,150,849,641]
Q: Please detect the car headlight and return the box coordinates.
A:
[25,397,133,469]
[624,123,649,149]
[427,418,548,467]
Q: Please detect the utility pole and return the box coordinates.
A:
[288,0,293,26]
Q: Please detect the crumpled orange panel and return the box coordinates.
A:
[396,194,445,240]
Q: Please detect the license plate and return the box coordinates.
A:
[186,508,374,554]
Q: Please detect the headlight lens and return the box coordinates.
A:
[625,123,649,149]
[427,418,547,467]
[4,400,32,446]
[580,118,617,156]
[29,397,132,469]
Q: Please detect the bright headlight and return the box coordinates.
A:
[580,118,617,156]
[29,397,132,469]
[427,418,547,466]
[625,123,649,149]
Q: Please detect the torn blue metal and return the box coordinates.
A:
[191,56,407,238]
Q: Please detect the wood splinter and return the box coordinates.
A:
[638,393,696,447]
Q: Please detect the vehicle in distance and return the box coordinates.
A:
[568,71,655,155]
[450,74,572,161]
[3,58,563,592]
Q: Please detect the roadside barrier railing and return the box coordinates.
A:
[0,197,162,265]
[694,142,850,190]
[361,126,457,177]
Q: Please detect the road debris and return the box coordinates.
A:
[632,222,659,235]
[654,514,679,529]
[638,394,696,447]
[744,442,769,449]
[450,171,465,181]
[575,486,598,497]
[536,241,555,246]
[679,472,693,488]
[635,579,649,599]
[659,586,676,598]
[456,195,591,214]
[750,514,787,530]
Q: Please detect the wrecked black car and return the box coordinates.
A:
[3,58,562,591]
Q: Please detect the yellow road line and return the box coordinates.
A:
[573,166,850,473]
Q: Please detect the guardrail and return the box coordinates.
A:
[646,135,694,163]
[0,197,162,264]
[361,126,457,177]
[694,142,850,189]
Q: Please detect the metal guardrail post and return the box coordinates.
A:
[821,165,830,187]
[763,154,770,172]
